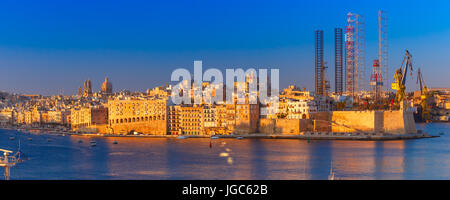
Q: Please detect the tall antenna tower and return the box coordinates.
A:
[345,12,365,99]
[335,28,343,95]
[378,10,388,93]
[315,30,325,96]
[355,14,365,94]
[345,14,355,96]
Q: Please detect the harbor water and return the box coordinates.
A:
[1,123,449,180]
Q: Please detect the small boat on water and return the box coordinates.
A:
[9,136,15,140]
[113,141,118,144]
[219,152,229,157]
[90,141,97,146]
[211,135,219,139]
[236,136,244,140]
[177,136,188,139]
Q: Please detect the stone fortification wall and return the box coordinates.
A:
[261,111,417,135]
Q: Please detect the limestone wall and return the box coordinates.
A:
[311,110,417,135]
[404,111,417,134]
[275,119,300,135]
[259,111,416,135]
[374,111,384,133]
[259,118,306,135]
[109,120,167,135]
[383,111,417,134]
[299,119,314,132]
[259,118,275,134]
[331,111,377,133]
[309,112,331,132]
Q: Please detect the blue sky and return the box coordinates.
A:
[0,0,449,95]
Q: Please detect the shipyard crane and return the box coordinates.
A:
[392,50,413,110]
[417,68,431,122]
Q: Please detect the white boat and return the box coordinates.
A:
[236,136,244,140]
[177,135,188,139]
[133,131,141,135]
[9,136,15,140]
[219,152,229,157]
[90,141,97,146]
[211,135,219,139]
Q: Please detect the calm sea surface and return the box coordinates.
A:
[1,123,449,180]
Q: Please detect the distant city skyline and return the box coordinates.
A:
[1,0,450,95]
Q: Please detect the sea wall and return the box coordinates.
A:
[383,111,417,134]
[259,118,311,135]
[309,112,331,132]
[261,110,417,135]
[275,119,300,134]
[108,120,167,135]
[259,118,275,134]
[331,110,416,134]
[331,111,379,133]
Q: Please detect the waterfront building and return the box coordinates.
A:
[108,98,167,135]
[215,104,226,126]
[202,104,217,128]
[179,105,203,135]
[235,103,260,134]
[47,110,71,125]
[285,99,317,119]
[202,104,219,135]
[16,111,25,125]
[31,107,43,126]
[221,103,259,134]
[0,109,15,126]
[41,111,49,125]
[71,106,108,132]
[168,105,181,135]
[24,110,33,125]
[279,85,330,118]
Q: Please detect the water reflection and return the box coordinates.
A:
[1,123,449,179]
[102,137,170,179]
[329,141,376,180]
[68,136,111,179]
